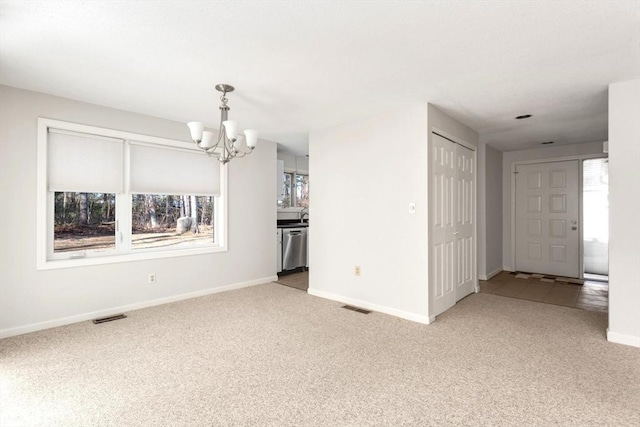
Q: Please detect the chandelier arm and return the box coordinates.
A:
[204,149,221,161]
[230,147,255,158]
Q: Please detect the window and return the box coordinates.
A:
[37,118,227,269]
[295,173,309,208]
[278,171,308,208]
[54,192,116,254]
[131,194,214,251]
[280,172,293,208]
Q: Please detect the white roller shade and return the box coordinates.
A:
[129,142,220,196]
[48,129,124,193]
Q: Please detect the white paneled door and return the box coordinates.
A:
[431,134,476,317]
[432,134,456,316]
[515,160,580,278]
[455,144,475,300]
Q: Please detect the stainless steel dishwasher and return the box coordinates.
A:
[282,227,307,271]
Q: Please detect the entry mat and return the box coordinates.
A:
[510,271,585,285]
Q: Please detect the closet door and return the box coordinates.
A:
[455,144,475,301]
[431,133,477,318]
[432,134,457,316]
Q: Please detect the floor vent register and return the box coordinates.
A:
[342,305,371,314]
[92,314,127,324]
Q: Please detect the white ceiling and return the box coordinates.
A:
[1,1,638,154]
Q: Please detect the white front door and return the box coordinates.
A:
[515,160,580,277]
[455,144,475,301]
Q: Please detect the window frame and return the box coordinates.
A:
[279,170,308,208]
[37,118,228,270]
[294,172,309,208]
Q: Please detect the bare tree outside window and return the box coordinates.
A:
[279,172,293,208]
[295,174,309,207]
[53,192,215,253]
[278,172,308,208]
[131,194,214,250]
[54,192,116,253]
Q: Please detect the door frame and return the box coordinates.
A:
[509,153,608,278]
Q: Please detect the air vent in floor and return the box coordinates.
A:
[92,314,127,324]
[342,305,371,314]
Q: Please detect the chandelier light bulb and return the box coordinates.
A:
[187,121,204,142]
[244,129,258,148]
[200,131,215,149]
[222,120,239,141]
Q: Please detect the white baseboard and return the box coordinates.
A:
[0,276,277,339]
[307,288,431,324]
[607,328,640,348]
[479,267,503,281]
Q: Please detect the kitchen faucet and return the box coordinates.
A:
[299,207,309,222]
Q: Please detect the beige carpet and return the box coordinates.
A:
[1,283,639,426]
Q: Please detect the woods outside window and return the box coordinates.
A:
[279,171,309,208]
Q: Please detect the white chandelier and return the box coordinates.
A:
[187,84,257,164]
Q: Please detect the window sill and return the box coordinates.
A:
[38,244,227,270]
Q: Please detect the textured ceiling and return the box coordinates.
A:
[1,1,639,154]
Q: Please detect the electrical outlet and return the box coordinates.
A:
[354,266,361,276]
[148,273,157,284]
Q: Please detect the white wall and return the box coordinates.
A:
[483,144,503,279]
[277,152,309,173]
[501,141,605,271]
[0,85,277,337]
[308,105,430,323]
[478,143,487,279]
[607,79,640,348]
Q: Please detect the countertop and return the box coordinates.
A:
[277,220,309,229]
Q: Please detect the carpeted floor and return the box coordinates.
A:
[1,283,639,426]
